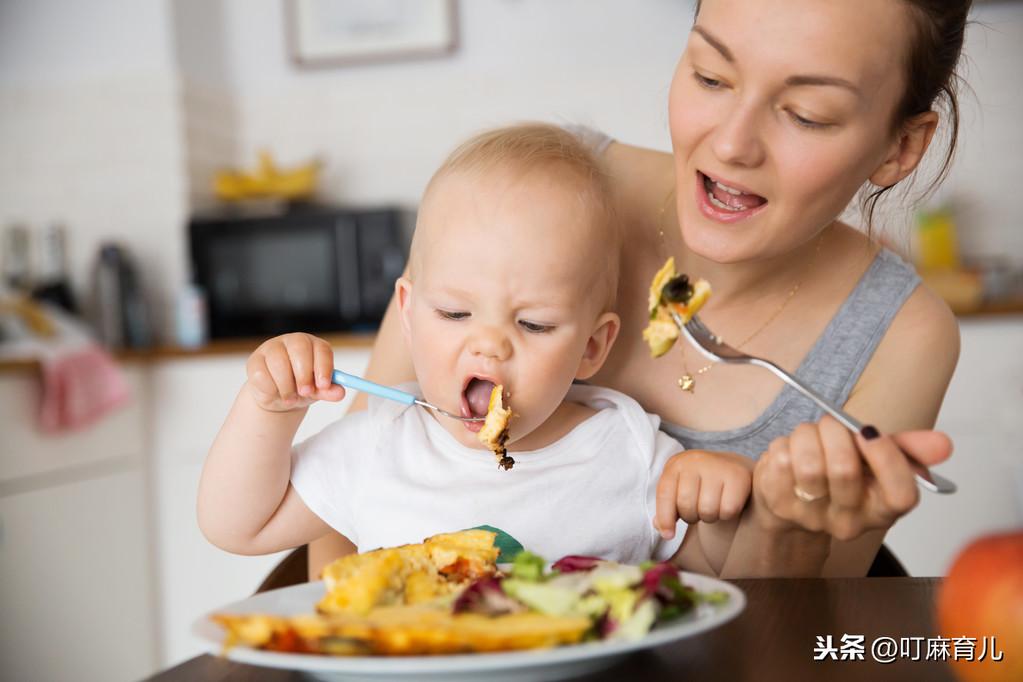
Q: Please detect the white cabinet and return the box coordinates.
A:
[0,367,155,682]
[0,467,155,682]
[886,317,1023,576]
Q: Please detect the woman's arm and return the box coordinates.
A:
[306,284,417,579]
[819,283,960,575]
[713,285,960,578]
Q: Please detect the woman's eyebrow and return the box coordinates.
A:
[692,25,860,98]
[785,74,861,97]
[692,25,733,62]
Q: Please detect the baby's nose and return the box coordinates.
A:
[468,326,512,360]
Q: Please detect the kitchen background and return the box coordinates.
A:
[1,1,1021,680]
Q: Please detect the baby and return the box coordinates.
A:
[198,123,751,569]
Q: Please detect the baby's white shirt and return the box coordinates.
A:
[291,383,686,564]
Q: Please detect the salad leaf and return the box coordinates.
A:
[551,555,600,573]
[452,577,525,616]
[614,598,658,641]
[502,579,582,617]
[510,551,546,581]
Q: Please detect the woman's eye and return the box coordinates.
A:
[693,72,723,90]
[518,320,554,334]
[788,111,829,130]
[437,310,469,321]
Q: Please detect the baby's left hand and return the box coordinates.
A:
[654,450,754,539]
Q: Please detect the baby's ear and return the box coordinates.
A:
[395,277,414,339]
[575,312,620,380]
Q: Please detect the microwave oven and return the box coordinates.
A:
[189,205,411,339]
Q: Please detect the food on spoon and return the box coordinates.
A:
[642,257,712,358]
[318,529,500,615]
[477,384,514,471]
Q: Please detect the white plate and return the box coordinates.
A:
[193,573,745,682]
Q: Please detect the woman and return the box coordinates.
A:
[309,0,967,578]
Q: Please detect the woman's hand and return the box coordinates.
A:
[655,450,754,539]
[751,416,953,540]
[245,333,346,412]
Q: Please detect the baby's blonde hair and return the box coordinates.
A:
[415,122,620,311]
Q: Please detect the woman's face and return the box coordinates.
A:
[668,0,912,263]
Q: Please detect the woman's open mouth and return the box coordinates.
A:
[461,376,497,433]
[695,171,768,223]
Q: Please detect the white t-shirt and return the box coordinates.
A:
[291,383,686,564]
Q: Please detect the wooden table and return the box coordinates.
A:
[148,578,961,682]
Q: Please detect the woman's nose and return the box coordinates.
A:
[711,101,766,168]
[467,325,512,361]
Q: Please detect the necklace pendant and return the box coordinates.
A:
[678,374,695,392]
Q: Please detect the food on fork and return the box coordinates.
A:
[318,529,500,615]
[476,384,514,470]
[642,257,712,358]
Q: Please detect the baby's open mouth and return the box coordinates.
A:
[699,171,767,213]
[462,377,497,420]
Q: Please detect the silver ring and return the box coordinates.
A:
[793,485,828,503]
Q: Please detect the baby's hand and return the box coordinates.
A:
[245,333,346,412]
[654,451,753,539]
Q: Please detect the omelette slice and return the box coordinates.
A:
[317,529,499,615]
[642,257,711,358]
[476,385,514,470]
[214,607,591,656]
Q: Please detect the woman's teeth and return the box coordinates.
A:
[702,174,761,212]
[714,180,743,196]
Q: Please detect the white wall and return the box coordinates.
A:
[0,0,188,337]
[180,0,692,208]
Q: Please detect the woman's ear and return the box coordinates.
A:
[870,111,939,188]
[395,277,414,342]
[575,312,621,381]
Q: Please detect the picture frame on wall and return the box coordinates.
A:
[288,0,458,67]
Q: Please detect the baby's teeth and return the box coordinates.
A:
[714,180,743,196]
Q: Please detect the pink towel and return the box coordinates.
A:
[38,344,131,433]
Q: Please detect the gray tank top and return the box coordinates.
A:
[567,124,922,460]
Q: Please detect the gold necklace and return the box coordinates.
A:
[656,187,823,393]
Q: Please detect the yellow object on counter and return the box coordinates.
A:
[0,296,56,337]
[214,150,320,201]
[915,208,961,271]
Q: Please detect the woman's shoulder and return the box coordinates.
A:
[603,138,675,208]
[846,242,960,430]
[878,274,960,375]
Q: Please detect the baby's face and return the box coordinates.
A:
[398,168,616,451]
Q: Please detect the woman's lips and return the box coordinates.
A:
[694,171,768,224]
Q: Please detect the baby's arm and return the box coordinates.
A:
[197,333,346,555]
[654,450,754,575]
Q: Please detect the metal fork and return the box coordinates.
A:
[671,312,956,494]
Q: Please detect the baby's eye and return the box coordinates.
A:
[518,320,554,334]
[437,309,470,321]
